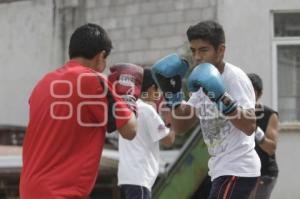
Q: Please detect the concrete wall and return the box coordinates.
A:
[0,0,88,126]
[217,0,300,109]
[0,0,62,126]
[85,0,217,66]
[0,0,218,126]
[273,129,300,199]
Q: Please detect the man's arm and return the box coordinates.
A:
[256,113,279,155]
[117,113,137,140]
[227,108,256,136]
[106,63,143,140]
[170,103,198,134]
[161,129,175,147]
[187,63,257,136]
[151,54,197,134]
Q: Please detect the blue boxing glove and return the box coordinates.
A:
[187,63,237,115]
[152,53,189,108]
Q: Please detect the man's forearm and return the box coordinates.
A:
[258,137,276,155]
[227,108,256,135]
[161,129,175,147]
[170,104,198,134]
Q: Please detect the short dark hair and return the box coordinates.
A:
[68,23,112,59]
[186,20,225,49]
[248,73,263,94]
[141,68,157,92]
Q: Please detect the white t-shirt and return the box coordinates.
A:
[187,62,261,181]
[118,99,170,190]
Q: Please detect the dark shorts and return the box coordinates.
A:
[250,176,277,199]
[208,176,258,199]
[120,184,151,199]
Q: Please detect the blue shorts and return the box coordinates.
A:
[208,176,258,199]
[120,184,151,199]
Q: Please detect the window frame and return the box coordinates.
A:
[272,10,300,123]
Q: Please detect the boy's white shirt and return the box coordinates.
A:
[118,99,170,190]
[187,62,261,181]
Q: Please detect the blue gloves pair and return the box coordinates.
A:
[151,53,237,115]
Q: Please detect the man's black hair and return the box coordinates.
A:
[69,23,112,59]
[248,73,263,94]
[141,68,158,92]
[187,20,225,49]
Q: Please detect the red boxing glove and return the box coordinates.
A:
[108,63,144,99]
[108,63,144,115]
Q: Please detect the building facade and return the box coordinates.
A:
[0,0,300,198]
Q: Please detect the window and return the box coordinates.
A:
[277,45,300,121]
[274,13,300,37]
[273,12,300,122]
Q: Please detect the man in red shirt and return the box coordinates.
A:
[20,23,138,199]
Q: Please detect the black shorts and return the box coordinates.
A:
[120,184,151,199]
[208,176,258,199]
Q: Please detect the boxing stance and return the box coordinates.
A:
[114,68,175,199]
[20,24,141,199]
[152,21,260,199]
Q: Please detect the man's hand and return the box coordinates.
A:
[152,53,189,108]
[187,63,237,115]
[108,63,143,116]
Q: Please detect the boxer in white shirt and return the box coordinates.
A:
[118,68,175,199]
[152,21,260,199]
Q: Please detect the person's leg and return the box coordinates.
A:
[191,175,212,199]
[208,176,258,199]
[251,176,277,199]
[120,185,126,199]
[120,184,151,199]
[120,185,143,199]
[228,177,258,199]
[208,176,232,199]
[141,186,151,199]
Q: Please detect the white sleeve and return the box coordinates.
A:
[144,106,170,143]
[226,74,255,110]
[187,90,201,107]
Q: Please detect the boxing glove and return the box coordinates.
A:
[187,63,237,115]
[108,63,144,98]
[152,53,189,108]
[108,63,144,115]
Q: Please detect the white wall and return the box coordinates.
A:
[0,0,62,126]
[217,0,300,109]
[273,130,300,199]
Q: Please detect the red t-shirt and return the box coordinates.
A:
[20,60,132,199]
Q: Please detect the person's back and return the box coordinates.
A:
[21,61,108,198]
[20,23,138,199]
